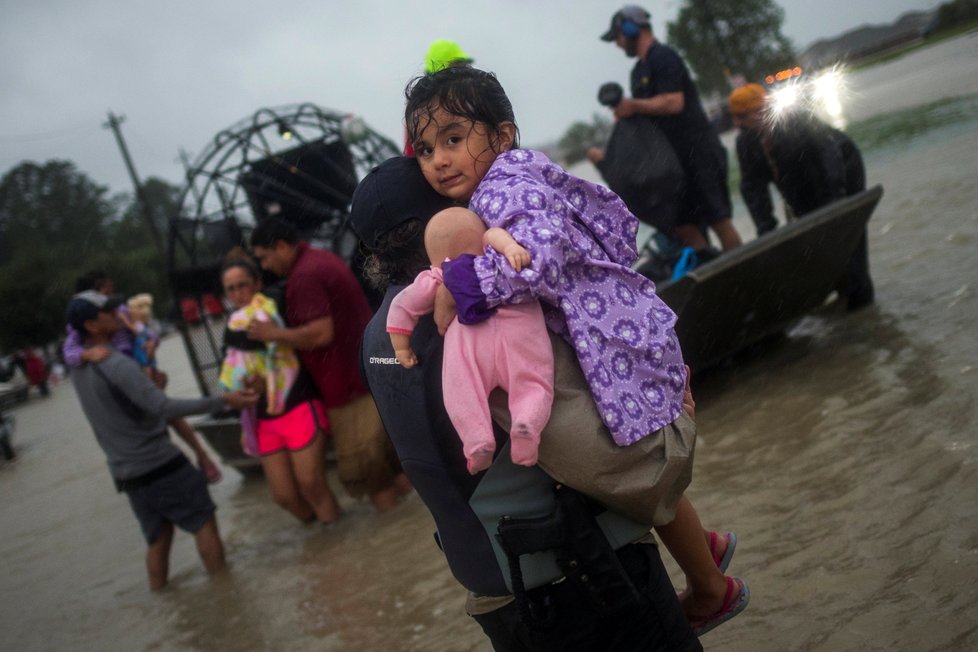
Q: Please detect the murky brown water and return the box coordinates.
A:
[2,35,977,652]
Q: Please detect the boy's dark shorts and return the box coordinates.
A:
[125,457,216,544]
[677,141,732,227]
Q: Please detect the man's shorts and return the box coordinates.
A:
[256,399,327,456]
[125,456,216,544]
[677,139,732,227]
[328,393,402,499]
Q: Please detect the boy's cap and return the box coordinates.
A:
[349,157,455,250]
[601,5,651,41]
[65,290,124,331]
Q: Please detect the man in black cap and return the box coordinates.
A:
[599,4,743,256]
[352,157,702,651]
[66,290,257,590]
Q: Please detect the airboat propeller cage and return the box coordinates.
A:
[239,140,358,231]
[167,103,399,396]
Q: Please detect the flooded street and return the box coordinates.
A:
[2,34,977,651]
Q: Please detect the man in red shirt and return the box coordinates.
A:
[248,218,408,512]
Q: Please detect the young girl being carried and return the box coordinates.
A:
[404,65,748,635]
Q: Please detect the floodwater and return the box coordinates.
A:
[2,34,977,652]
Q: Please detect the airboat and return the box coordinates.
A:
[654,186,882,371]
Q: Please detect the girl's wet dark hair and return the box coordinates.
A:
[221,257,261,282]
[405,67,520,151]
[75,269,110,293]
[361,218,428,292]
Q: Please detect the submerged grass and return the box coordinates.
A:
[847,93,978,151]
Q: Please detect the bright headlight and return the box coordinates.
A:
[770,82,801,115]
[811,66,849,127]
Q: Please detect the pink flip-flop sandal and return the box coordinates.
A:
[689,576,750,637]
[677,531,738,601]
[710,530,737,573]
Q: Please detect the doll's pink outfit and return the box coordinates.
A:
[387,266,554,474]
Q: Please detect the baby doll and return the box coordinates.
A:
[387,207,553,474]
[125,293,158,369]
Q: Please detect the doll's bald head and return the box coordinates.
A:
[423,206,486,266]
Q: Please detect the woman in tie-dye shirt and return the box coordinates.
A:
[220,259,340,526]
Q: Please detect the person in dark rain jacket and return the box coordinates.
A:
[730,83,875,310]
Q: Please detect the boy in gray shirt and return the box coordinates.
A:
[66,290,257,590]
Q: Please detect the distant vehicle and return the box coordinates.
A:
[0,409,14,461]
[0,358,29,411]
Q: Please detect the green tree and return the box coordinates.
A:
[106,177,179,319]
[667,0,795,98]
[0,161,115,348]
[935,0,978,29]
[557,113,614,166]
[0,160,112,266]
[0,161,180,349]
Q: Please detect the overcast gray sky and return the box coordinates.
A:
[0,0,942,196]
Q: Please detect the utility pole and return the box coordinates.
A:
[103,111,165,259]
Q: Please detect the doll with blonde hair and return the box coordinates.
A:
[125,293,158,369]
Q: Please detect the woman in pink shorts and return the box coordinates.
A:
[221,259,341,524]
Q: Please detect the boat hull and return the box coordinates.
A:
[654,186,883,371]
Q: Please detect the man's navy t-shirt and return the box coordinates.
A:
[630,42,715,162]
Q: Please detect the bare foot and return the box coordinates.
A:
[393,472,413,497]
[315,494,342,525]
[200,458,223,484]
[370,486,400,513]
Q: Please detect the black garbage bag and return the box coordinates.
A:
[594,117,684,233]
[593,82,684,233]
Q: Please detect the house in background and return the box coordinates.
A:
[800,11,939,70]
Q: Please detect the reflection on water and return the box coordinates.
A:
[1,35,978,652]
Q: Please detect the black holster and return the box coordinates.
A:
[495,484,642,631]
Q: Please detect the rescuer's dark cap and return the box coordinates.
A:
[349,157,455,250]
